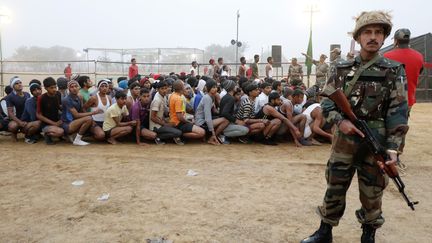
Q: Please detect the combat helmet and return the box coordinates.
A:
[352,11,392,41]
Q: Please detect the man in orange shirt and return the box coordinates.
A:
[128,58,139,79]
[169,80,205,140]
[64,64,72,80]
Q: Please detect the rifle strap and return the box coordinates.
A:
[344,55,381,96]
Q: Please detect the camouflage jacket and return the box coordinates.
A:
[288,64,303,80]
[314,61,329,77]
[321,55,409,150]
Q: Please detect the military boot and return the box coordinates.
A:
[300,221,333,243]
[361,224,376,243]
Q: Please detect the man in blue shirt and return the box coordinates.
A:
[62,80,102,145]
[6,76,40,143]
[20,83,43,143]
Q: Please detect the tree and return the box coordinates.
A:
[203,43,248,64]
[9,45,79,61]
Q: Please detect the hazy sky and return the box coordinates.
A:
[0,0,430,61]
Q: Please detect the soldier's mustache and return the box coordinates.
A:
[367,41,379,45]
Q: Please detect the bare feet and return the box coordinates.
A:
[207,136,220,145]
[107,138,118,145]
[294,139,303,147]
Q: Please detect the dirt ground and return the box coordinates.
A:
[0,104,431,243]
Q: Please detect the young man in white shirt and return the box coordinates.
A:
[254,82,272,114]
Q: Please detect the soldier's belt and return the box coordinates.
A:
[366,120,385,129]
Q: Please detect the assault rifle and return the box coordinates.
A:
[328,89,419,210]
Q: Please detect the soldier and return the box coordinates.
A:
[300,11,408,243]
[288,57,304,87]
[346,52,355,61]
[328,48,343,74]
[250,54,260,80]
[302,53,329,90]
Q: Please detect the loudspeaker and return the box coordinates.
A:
[272,45,282,67]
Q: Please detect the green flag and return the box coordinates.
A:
[306,29,313,76]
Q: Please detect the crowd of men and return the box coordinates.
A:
[0,8,426,242]
[0,55,337,146]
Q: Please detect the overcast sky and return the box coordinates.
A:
[0,0,430,61]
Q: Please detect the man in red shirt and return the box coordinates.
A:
[384,28,424,110]
[383,28,424,168]
[128,58,139,79]
[64,64,72,80]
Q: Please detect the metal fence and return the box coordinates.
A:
[2,60,432,102]
[0,60,324,95]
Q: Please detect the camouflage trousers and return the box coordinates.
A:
[317,128,389,228]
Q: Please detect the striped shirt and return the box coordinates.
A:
[236,97,256,120]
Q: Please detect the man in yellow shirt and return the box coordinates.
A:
[103,92,136,144]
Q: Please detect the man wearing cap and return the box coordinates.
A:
[346,52,355,61]
[383,28,424,169]
[301,11,408,243]
[329,48,343,75]
[288,58,304,87]
[302,53,329,90]
[5,77,32,142]
[384,28,424,113]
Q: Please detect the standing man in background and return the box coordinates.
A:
[251,54,260,80]
[64,64,72,80]
[302,53,329,90]
[129,58,139,79]
[190,61,198,77]
[265,57,274,79]
[384,28,424,167]
[288,57,304,87]
[384,28,424,114]
[238,56,247,77]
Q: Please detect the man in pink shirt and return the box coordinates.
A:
[128,58,139,79]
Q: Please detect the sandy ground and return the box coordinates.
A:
[0,104,431,243]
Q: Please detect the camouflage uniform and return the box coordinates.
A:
[314,61,329,89]
[251,62,259,80]
[319,55,409,228]
[288,64,304,86]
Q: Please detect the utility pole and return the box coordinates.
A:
[304,4,319,87]
[235,10,240,71]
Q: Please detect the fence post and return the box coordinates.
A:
[94,60,98,82]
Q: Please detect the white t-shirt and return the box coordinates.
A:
[220,89,227,99]
[190,67,197,77]
[255,92,269,114]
